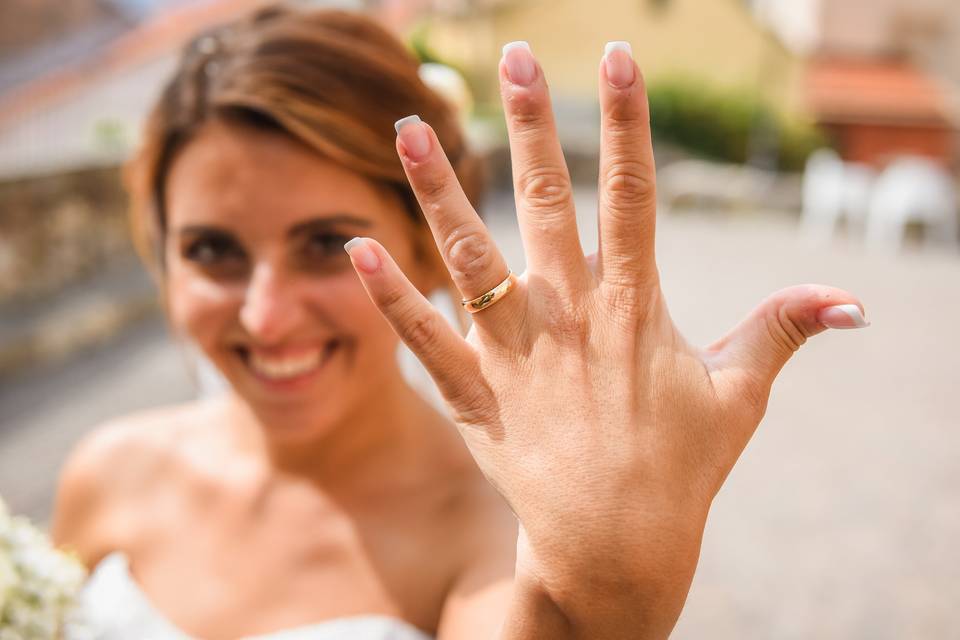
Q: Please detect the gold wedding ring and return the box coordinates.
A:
[461,271,517,314]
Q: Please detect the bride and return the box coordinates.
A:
[52,6,867,640]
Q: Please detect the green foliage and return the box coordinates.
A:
[777,118,830,172]
[408,22,445,66]
[407,21,487,106]
[92,118,127,150]
[647,76,827,171]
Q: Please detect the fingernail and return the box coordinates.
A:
[502,41,536,87]
[818,304,870,329]
[604,41,635,89]
[395,115,431,161]
[344,237,380,274]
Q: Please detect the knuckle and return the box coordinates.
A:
[517,167,573,213]
[505,90,550,124]
[529,285,588,343]
[414,170,451,203]
[443,225,495,282]
[738,376,772,424]
[604,280,644,313]
[765,307,808,356]
[398,309,441,354]
[376,280,407,314]
[445,378,495,423]
[602,279,659,331]
[545,306,590,347]
[602,161,656,211]
[606,104,648,132]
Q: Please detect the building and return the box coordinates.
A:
[0,0,365,180]
[419,0,805,126]
[753,0,960,166]
[805,57,955,166]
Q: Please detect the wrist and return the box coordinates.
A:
[513,505,708,639]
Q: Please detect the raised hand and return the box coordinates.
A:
[344,41,867,638]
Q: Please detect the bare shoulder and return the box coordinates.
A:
[51,401,207,567]
[420,414,518,574]
[434,465,518,639]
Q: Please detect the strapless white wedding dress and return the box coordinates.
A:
[79,553,433,639]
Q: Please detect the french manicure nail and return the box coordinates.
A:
[502,41,536,87]
[818,304,870,329]
[604,41,635,89]
[344,237,380,274]
[395,115,431,161]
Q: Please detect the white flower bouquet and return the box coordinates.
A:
[0,497,89,639]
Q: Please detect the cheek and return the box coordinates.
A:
[165,269,241,347]
[309,272,399,351]
[165,265,403,365]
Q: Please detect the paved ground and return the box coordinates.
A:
[0,316,195,522]
[1,192,958,638]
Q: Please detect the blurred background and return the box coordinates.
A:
[0,0,957,637]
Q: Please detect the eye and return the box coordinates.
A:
[184,235,238,263]
[182,233,246,268]
[304,232,352,258]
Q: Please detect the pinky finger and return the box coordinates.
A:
[344,236,478,400]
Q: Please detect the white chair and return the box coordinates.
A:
[865,157,959,252]
[801,149,875,246]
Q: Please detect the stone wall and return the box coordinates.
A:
[0,165,134,305]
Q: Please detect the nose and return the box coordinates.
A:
[239,262,307,345]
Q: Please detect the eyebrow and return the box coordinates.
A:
[175,215,373,238]
[286,215,372,238]
[175,225,233,238]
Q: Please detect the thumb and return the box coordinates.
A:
[707,284,869,405]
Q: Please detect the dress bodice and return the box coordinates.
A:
[79,553,434,640]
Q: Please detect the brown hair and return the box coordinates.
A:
[126,4,481,277]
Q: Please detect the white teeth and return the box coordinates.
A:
[249,350,323,380]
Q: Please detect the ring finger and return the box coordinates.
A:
[394,115,522,331]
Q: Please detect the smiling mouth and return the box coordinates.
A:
[234,340,341,383]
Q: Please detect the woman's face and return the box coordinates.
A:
[164,119,436,435]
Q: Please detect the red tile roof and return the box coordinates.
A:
[0,0,273,127]
[806,57,955,128]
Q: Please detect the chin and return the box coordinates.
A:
[257,404,349,444]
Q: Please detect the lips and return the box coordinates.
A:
[234,340,340,385]
[250,349,321,378]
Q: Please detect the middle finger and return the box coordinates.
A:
[499,41,588,286]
